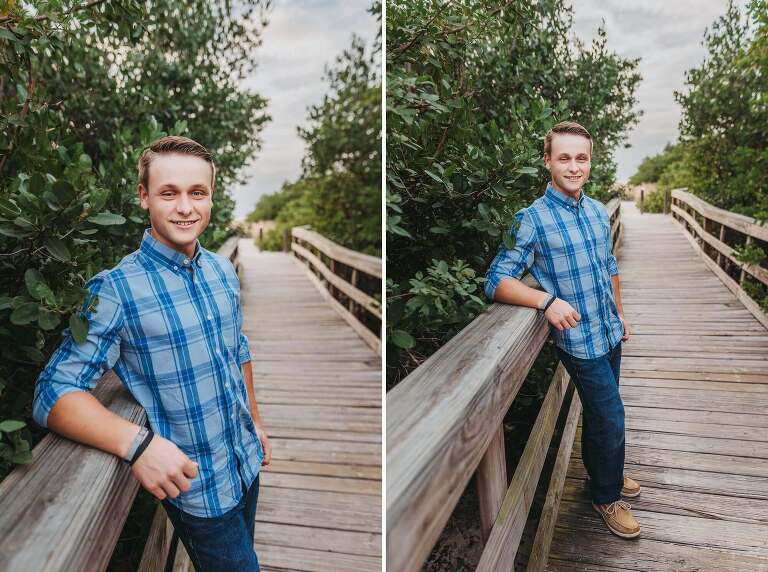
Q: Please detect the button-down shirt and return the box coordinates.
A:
[33,229,263,517]
[485,184,624,359]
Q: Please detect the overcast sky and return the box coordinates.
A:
[231,1,377,219]
[570,0,750,181]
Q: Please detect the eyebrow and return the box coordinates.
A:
[157,184,210,192]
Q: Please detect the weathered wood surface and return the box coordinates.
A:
[238,240,381,572]
[545,202,768,571]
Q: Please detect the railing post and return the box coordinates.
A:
[476,425,507,542]
[639,189,644,214]
[663,189,670,215]
[740,236,753,285]
[283,229,291,252]
[718,224,727,267]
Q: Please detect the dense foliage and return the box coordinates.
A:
[675,0,768,221]
[386,0,641,384]
[628,143,686,186]
[0,0,270,472]
[250,3,382,256]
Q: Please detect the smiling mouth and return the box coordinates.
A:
[171,220,199,227]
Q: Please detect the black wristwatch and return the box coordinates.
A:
[541,295,556,313]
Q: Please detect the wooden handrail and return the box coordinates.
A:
[0,235,242,571]
[671,189,768,329]
[290,226,382,354]
[386,196,622,571]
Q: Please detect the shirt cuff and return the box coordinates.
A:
[238,333,252,364]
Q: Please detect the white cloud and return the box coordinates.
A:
[569,0,750,180]
[230,1,377,219]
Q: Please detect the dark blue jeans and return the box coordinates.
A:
[162,474,260,572]
[557,342,624,504]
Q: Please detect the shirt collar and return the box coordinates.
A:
[545,182,586,210]
[140,228,203,272]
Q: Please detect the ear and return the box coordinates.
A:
[137,184,149,210]
[543,153,551,170]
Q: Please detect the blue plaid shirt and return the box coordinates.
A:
[33,229,263,517]
[486,184,624,359]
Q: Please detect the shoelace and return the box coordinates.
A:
[604,500,631,515]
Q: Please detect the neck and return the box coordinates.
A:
[150,227,197,258]
[550,180,581,201]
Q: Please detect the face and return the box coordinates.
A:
[138,153,213,258]
[544,133,592,197]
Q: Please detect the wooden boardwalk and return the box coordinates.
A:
[237,240,382,572]
[545,202,768,571]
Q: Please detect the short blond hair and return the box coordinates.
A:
[137,136,216,190]
[544,121,593,156]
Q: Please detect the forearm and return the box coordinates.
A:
[241,361,264,429]
[493,277,550,309]
[610,274,624,316]
[47,391,141,459]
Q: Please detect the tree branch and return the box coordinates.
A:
[0,0,110,24]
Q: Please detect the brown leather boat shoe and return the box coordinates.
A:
[622,474,641,498]
[585,474,641,498]
[592,500,641,539]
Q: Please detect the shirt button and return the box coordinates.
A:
[231,413,236,420]
[183,258,189,264]
[207,314,212,320]
[225,383,231,389]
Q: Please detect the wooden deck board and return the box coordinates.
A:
[545,202,768,571]
[238,241,381,571]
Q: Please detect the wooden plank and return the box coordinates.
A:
[256,523,380,557]
[386,303,550,572]
[476,425,507,542]
[0,373,144,571]
[476,364,571,570]
[259,472,380,495]
[527,390,582,572]
[256,488,380,533]
[291,226,381,278]
[137,504,174,572]
[255,543,380,572]
[264,459,380,480]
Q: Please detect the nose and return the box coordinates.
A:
[568,159,579,172]
[176,194,193,215]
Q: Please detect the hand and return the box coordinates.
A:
[544,298,581,331]
[131,434,198,501]
[255,426,272,466]
[619,315,630,342]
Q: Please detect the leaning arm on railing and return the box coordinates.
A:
[485,208,581,331]
[32,272,197,502]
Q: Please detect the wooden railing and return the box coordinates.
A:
[0,235,242,572]
[386,197,622,571]
[290,226,382,354]
[671,188,768,329]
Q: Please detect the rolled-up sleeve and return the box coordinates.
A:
[237,297,252,364]
[32,272,123,428]
[485,208,537,300]
[604,209,620,276]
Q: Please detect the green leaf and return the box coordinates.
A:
[45,237,71,262]
[25,268,45,298]
[23,346,46,362]
[69,313,89,344]
[51,180,76,205]
[391,329,415,349]
[10,302,39,325]
[10,450,33,464]
[517,167,538,175]
[424,170,443,183]
[0,297,12,311]
[88,212,126,225]
[0,420,26,433]
[429,226,449,234]
[38,308,61,330]
[42,191,61,211]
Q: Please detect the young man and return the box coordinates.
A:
[33,136,272,571]
[485,121,641,539]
